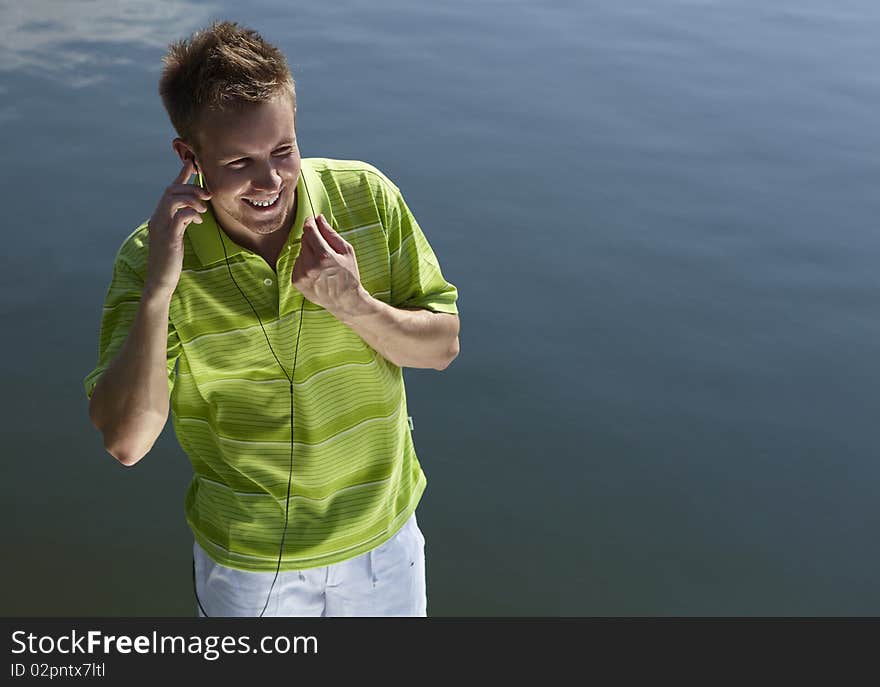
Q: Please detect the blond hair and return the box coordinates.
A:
[159,21,296,151]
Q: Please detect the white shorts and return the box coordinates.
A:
[193,511,427,617]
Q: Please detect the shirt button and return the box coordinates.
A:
[264,278,273,286]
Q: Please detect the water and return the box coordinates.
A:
[2,0,879,615]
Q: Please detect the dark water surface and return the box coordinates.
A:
[2,0,879,615]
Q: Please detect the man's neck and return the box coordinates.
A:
[226,224,291,271]
[215,193,298,271]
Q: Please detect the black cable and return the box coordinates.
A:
[193,166,319,617]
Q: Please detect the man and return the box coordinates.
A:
[84,21,459,617]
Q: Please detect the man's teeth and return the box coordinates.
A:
[246,193,280,207]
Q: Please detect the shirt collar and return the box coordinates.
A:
[187,158,331,268]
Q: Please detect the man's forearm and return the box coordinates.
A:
[337,288,460,370]
[89,288,174,465]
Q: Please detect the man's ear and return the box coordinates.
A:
[172,138,199,171]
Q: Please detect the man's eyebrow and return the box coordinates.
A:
[218,139,296,160]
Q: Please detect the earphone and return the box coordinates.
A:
[189,155,317,617]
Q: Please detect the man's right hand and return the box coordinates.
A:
[144,158,212,298]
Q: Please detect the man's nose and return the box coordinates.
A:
[252,161,282,191]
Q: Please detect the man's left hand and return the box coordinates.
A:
[292,214,368,320]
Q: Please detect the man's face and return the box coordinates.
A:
[182,93,300,239]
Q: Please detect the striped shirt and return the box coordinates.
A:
[84,158,459,572]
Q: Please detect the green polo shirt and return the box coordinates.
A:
[84,158,458,572]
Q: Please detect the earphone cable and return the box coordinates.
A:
[193,166,318,617]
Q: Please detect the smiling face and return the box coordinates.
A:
[173,92,300,246]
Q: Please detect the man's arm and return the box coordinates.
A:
[88,159,209,466]
[89,288,174,466]
[339,295,460,370]
[292,214,460,370]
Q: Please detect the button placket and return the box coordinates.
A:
[246,255,280,320]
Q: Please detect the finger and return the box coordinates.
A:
[296,226,312,255]
[316,214,348,253]
[168,184,212,200]
[297,221,312,252]
[305,237,331,264]
[171,207,203,232]
[301,216,318,239]
[292,239,316,285]
[303,216,334,255]
[299,219,320,253]
[174,158,195,185]
[295,225,317,262]
[167,196,208,216]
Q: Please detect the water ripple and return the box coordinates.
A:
[0,0,215,84]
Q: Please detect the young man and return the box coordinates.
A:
[84,21,459,617]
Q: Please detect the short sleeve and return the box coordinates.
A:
[383,181,459,315]
[83,257,181,400]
